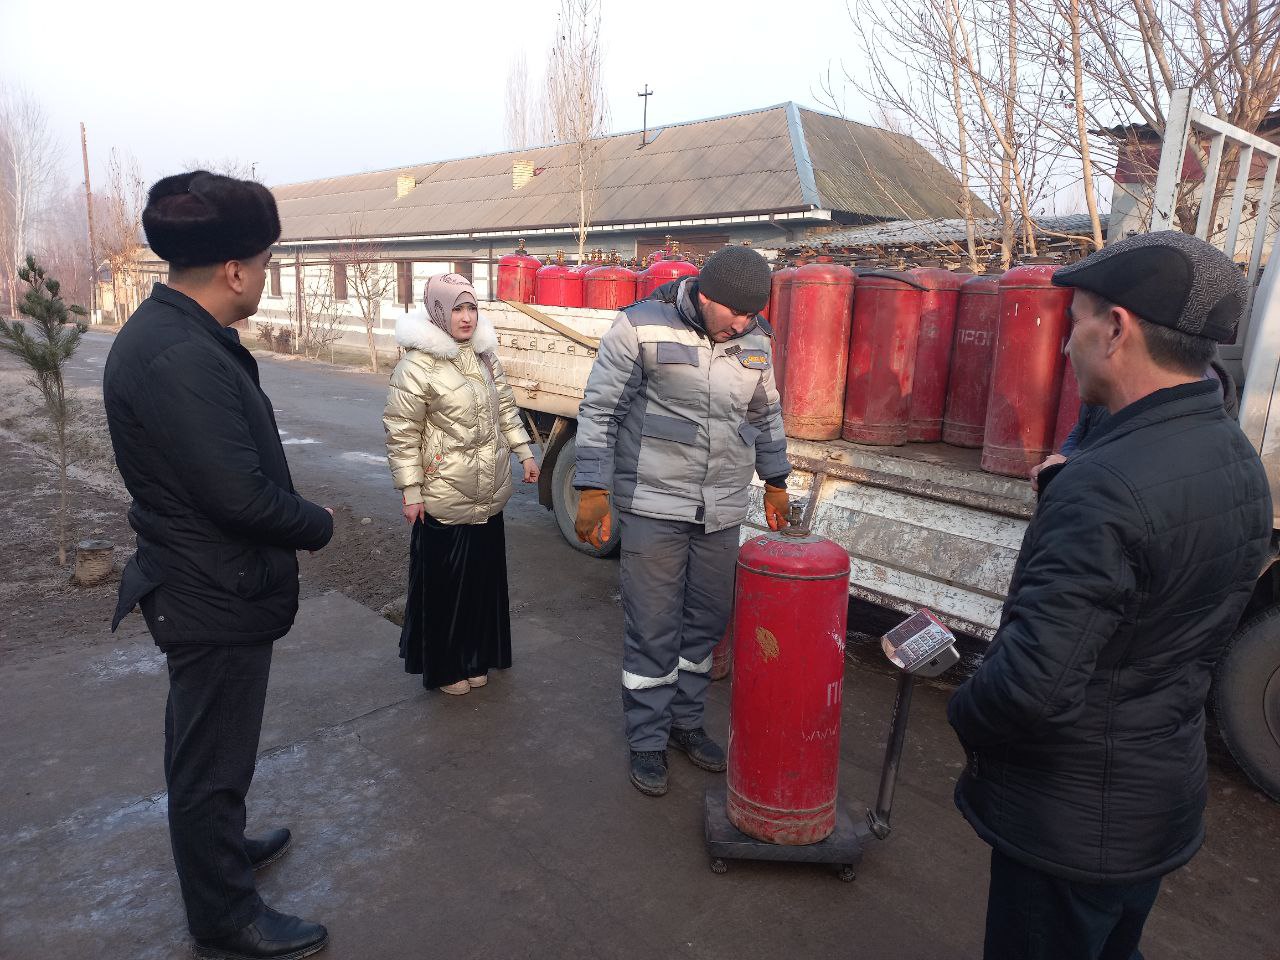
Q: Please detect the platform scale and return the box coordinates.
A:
[704,609,960,881]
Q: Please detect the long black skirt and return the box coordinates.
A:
[399,511,512,688]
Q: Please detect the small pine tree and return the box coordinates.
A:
[0,256,88,566]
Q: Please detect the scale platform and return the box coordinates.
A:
[703,785,869,881]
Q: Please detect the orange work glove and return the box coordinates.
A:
[764,483,790,531]
[575,489,612,548]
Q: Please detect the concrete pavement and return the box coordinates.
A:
[4,589,1278,959]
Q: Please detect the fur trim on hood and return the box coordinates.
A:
[395,307,499,359]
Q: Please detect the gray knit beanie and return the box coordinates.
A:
[698,246,772,314]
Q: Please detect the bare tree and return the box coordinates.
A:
[840,0,1062,268]
[184,157,259,180]
[504,53,546,150]
[544,0,610,263]
[286,256,344,360]
[96,149,148,322]
[0,86,61,315]
[844,0,1280,267]
[32,184,95,309]
[336,221,396,371]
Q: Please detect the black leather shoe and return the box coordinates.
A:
[245,828,292,871]
[193,905,328,960]
[669,726,727,772]
[629,750,669,797]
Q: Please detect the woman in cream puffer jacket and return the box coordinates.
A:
[383,273,538,695]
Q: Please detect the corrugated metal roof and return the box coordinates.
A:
[785,213,1108,249]
[272,103,979,242]
[798,109,991,221]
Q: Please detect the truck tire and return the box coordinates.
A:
[550,432,620,558]
[1214,605,1280,802]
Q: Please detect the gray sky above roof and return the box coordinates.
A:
[1,0,883,194]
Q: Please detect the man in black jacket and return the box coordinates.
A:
[104,172,333,960]
[948,231,1272,960]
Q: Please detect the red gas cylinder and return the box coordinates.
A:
[942,275,1001,448]
[1052,357,1081,452]
[584,263,638,311]
[639,256,698,299]
[907,268,965,442]
[981,265,1075,477]
[727,522,850,845]
[534,255,570,307]
[843,271,924,445]
[766,267,797,396]
[782,263,855,440]
[561,261,586,308]
[496,241,539,303]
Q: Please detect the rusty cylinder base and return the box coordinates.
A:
[842,419,908,446]
[908,419,943,443]
[943,421,985,448]
[782,413,842,441]
[980,444,1043,478]
[727,789,836,845]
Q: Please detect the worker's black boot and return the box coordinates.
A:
[629,750,669,797]
[669,726,727,772]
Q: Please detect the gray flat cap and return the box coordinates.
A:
[1052,230,1248,344]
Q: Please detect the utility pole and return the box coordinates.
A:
[80,122,99,322]
[637,84,653,147]
[293,250,303,354]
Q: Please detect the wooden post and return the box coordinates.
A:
[80,123,99,323]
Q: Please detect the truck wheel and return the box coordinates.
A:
[550,432,620,558]
[1214,605,1280,802]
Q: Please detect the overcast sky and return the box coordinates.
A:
[1,0,873,193]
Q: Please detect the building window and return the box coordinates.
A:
[269,263,282,297]
[397,261,413,305]
[332,261,348,301]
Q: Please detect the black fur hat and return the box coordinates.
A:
[142,171,281,268]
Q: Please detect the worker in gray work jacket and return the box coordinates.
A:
[574,245,792,797]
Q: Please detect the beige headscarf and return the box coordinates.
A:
[423,273,478,338]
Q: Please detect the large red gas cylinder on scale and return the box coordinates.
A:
[981,265,1075,477]
[782,263,856,440]
[727,517,851,844]
[766,266,797,396]
[907,268,965,442]
[584,261,638,311]
[942,274,1001,448]
[496,241,540,304]
[842,271,925,445]
[1052,357,1082,452]
[534,254,570,307]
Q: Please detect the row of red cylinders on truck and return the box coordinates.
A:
[496,248,698,313]
[770,263,1079,478]
[500,248,1080,478]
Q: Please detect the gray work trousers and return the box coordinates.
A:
[617,510,738,751]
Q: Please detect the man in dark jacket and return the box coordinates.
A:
[949,231,1272,960]
[104,172,333,960]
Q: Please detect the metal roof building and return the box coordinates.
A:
[271,101,984,288]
